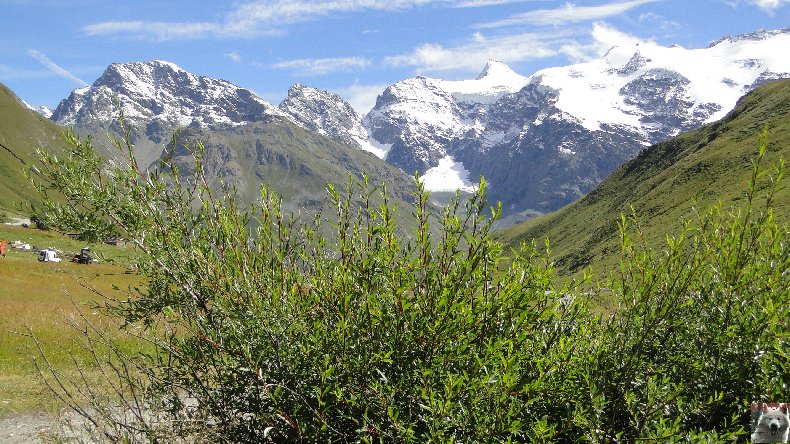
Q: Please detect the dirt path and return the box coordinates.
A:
[0,411,88,444]
[0,412,59,443]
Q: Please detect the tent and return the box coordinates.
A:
[38,248,62,263]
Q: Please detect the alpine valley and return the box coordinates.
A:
[32,28,790,224]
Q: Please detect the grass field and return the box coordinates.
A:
[0,225,141,415]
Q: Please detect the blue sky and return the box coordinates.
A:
[1,0,789,113]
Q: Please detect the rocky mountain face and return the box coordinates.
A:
[364,60,528,175]
[352,28,790,220]
[48,61,420,226]
[51,60,284,167]
[278,84,369,151]
[48,29,790,223]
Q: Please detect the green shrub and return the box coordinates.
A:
[32,127,788,442]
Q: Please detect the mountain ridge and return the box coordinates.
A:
[47,28,790,221]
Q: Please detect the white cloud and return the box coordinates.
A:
[638,12,680,32]
[455,0,539,6]
[225,51,242,62]
[27,50,88,86]
[333,82,391,113]
[556,22,650,62]
[82,0,447,40]
[271,57,371,75]
[477,0,659,28]
[385,22,651,73]
[82,21,221,40]
[749,0,790,11]
[384,31,560,72]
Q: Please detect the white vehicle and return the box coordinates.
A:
[38,248,62,263]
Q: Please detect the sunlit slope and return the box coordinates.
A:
[499,79,790,278]
[0,82,68,213]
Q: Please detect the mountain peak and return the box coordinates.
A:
[288,83,305,92]
[476,60,516,80]
[707,27,790,47]
[51,59,283,168]
[278,83,378,155]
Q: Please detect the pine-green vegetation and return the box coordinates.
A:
[500,79,790,279]
[0,82,69,214]
[31,87,789,442]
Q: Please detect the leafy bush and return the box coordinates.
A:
[579,136,789,441]
[33,128,788,442]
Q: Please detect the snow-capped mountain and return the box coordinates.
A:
[21,99,54,118]
[359,28,790,217]
[47,28,790,221]
[34,105,53,119]
[364,60,528,175]
[48,60,419,220]
[278,84,387,157]
[51,60,284,167]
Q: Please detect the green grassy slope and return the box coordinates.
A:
[0,83,69,215]
[0,225,141,414]
[499,79,790,278]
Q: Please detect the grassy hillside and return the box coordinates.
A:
[0,225,141,414]
[0,83,69,216]
[499,79,790,278]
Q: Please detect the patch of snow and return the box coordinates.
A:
[354,129,391,158]
[437,60,529,105]
[419,155,478,192]
[530,29,790,131]
[482,130,507,148]
[558,146,576,156]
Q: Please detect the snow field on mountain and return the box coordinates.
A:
[536,31,790,132]
[419,155,478,193]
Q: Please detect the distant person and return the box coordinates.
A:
[0,240,7,257]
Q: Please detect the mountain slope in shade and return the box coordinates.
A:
[167,119,421,234]
[498,79,790,278]
[0,82,69,213]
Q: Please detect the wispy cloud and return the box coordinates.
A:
[27,50,88,86]
[455,0,541,7]
[81,20,224,40]
[271,57,371,75]
[638,11,680,32]
[225,51,242,63]
[384,31,561,72]
[82,0,448,40]
[385,22,648,73]
[749,0,790,12]
[477,0,659,28]
[333,82,392,113]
